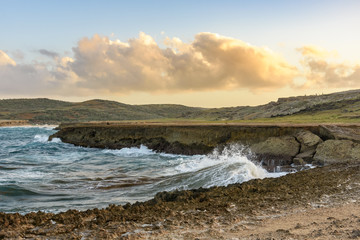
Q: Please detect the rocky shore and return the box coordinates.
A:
[1,161,360,239]
[50,122,360,167]
[2,122,360,239]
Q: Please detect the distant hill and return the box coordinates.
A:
[1,89,360,123]
[0,98,204,123]
[182,89,360,122]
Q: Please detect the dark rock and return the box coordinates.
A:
[49,123,360,167]
[293,158,305,166]
[49,124,319,156]
[295,150,316,163]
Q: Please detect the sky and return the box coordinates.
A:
[1,0,360,107]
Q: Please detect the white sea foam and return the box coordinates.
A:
[34,134,50,143]
[50,138,62,143]
[34,134,61,143]
[33,134,61,143]
[176,144,266,177]
[156,144,269,189]
[102,145,155,157]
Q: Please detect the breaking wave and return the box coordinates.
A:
[1,127,283,214]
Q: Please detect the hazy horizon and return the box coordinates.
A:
[2,87,357,109]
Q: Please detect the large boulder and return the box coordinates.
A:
[296,130,323,153]
[313,140,360,164]
[250,136,300,166]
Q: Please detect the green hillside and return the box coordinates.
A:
[1,89,360,124]
[0,98,204,124]
[183,89,360,123]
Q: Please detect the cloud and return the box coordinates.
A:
[0,50,80,96]
[11,33,352,98]
[68,32,298,93]
[0,50,16,66]
[298,45,360,88]
[38,49,59,59]
[11,50,25,61]
[297,45,338,59]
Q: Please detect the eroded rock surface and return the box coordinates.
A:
[49,123,360,166]
[314,140,360,164]
[250,136,300,165]
[296,130,323,153]
[320,125,360,143]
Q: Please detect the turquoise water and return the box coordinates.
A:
[0,126,278,214]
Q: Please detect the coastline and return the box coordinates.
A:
[0,120,29,127]
[1,161,359,239]
[50,122,360,167]
[1,122,360,239]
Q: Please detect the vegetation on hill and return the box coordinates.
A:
[1,89,359,123]
[0,98,203,123]
[183,89,360,123]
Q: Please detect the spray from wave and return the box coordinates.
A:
[34,134,61,143]
[1,127,288,213]
[153,144,268,191]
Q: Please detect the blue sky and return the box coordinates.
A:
[1,0,360,106]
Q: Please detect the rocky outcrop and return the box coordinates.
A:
[313,140,360,164]
[250,136,300,165]
[320,125,360,143]
[50,123,360,166]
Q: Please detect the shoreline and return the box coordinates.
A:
[50,122,360,167]
[1,161,359,239]
[0,120,29,127]
[2,122,360,239]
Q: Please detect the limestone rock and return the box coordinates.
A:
[319,125,360,143]
[251,136,300,162]
[296,130,323,153]
[313,140,360,164]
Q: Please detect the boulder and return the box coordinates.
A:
[251,136,300,165]
[313,140,360,164]
[296,130,323,153]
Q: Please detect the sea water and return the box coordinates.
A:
[0,126,285,214]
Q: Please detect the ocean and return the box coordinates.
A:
[0,126,285,214]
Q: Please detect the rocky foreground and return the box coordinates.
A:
[2,123,360,239]
[1,161,360,239]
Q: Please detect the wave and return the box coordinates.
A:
[0,185,41,196]
[33,134,61,143]
[152,144,268,191]
[102,145,156,157]
[1,126,292,213]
